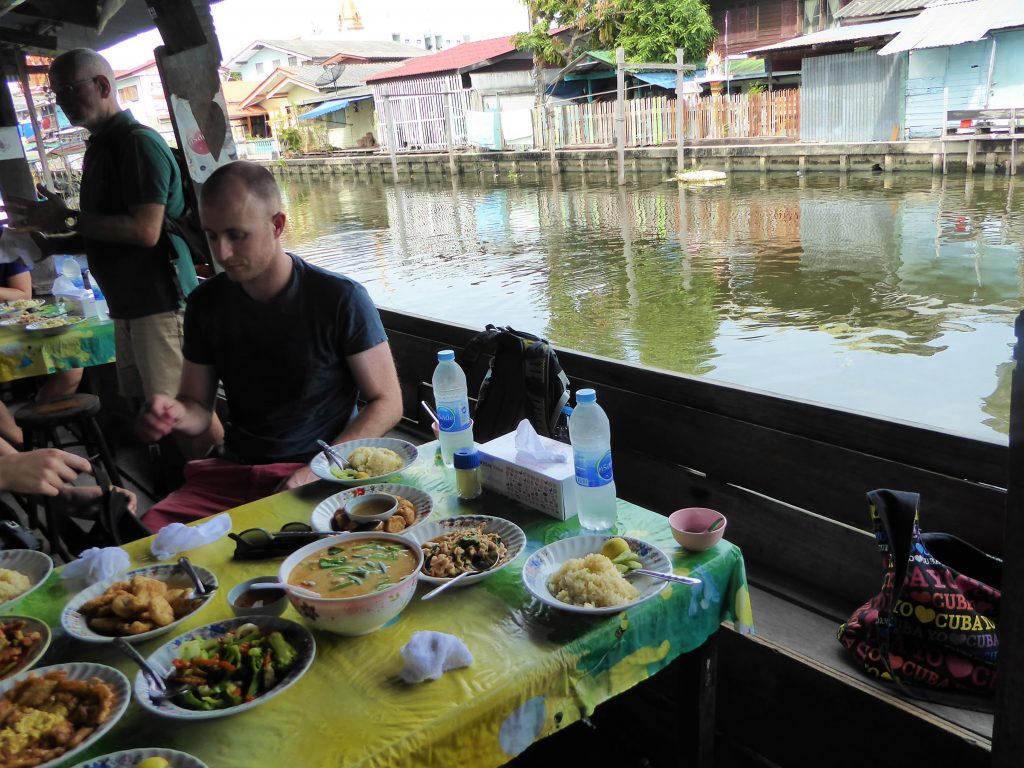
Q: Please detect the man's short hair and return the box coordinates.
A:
[201,161,282,212]
[50,49,115,84]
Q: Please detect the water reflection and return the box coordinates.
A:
[281,172,1024,441]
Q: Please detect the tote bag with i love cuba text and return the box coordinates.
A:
[838,489,1001,695]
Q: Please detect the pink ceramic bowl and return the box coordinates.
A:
[279,532,423,636]
[668,507,727,551]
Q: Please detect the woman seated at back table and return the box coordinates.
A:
[0,254,83,448]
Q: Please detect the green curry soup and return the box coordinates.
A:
[289,539,417,598]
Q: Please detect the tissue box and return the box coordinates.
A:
[478,431,576,521]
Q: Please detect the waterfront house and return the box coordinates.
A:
[365,30,569,152]
[237,61,402,151]
[113,59,174,143]
[222,38,424,82]
[748,18,910,141]
[877,0,1024,138]
[707,0,873,55]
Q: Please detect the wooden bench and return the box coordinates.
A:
[380,308,1003,766]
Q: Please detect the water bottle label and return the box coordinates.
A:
[574,449,614,488]
[436,398,471,432]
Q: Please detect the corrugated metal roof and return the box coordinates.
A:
[226,39,426,68]
[834,0,929,19]
[746,17,910,53]
[879,0,1024,54]
[365,35,520,82]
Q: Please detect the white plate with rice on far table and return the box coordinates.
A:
[0,549,53,612]
[521,535,672,615]
[309,437,419,485]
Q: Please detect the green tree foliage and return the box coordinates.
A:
[514,0,716,65]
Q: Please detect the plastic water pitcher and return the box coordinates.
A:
[432,349,474,468]
[569,388,617,531]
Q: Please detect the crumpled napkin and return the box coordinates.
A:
[399,631,473,683]
[60,547,130,588]
[514,419,567,464]
[151,513,232,560]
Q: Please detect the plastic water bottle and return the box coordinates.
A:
[91,281,108,320]
[61,256,84,289]
[569,388,617,531]
[432,349,474,467]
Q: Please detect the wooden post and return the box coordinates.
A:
[383,95,400,182]
[546,105,558,175]
[443,92,457,177]
[17,53,51,190]
[993,310,1024,766]
[0,51,36,211]
[675,48,685,176]
[616,47,626,186]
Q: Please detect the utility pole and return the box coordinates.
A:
[616,47,626,186]
[675,48,686,175]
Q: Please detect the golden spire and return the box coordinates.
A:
[339,0,363,31]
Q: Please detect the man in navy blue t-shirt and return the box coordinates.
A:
[138,162,402,529]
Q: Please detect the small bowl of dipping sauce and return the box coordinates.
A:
[345,492,398,524]
[668,508,727,552]
[228,576,288,617]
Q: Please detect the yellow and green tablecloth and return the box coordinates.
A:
[17,443,753,767]
[0,317,115,382]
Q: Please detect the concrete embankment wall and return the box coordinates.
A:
[261,137,1022,179]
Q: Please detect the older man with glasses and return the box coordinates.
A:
[9,48,222,467]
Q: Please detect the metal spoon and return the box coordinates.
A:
[629,568,702,586]
[421,551,500,601]
[316,440,350,471]
[421,569,475,601]
[177,556,215,600]
[113,637,187,702]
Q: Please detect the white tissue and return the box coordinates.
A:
[514,419,567,464]
[60,547,130,587]
[151,513,232,560]
[399,630,473,683]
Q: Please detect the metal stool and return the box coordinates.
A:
[15,394,123,488]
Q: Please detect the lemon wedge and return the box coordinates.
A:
[601,537,630,561]
[136,758,170,768]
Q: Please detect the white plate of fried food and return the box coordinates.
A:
[61,564,218,644]
[0,661,130,768]
[309,438,419,485]
[69,747,208,768]
[404,515,527,588]
[0,549,53,611]
[24,315,85,336]
[310,483,433,534]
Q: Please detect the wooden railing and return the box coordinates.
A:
[534,89,801,149]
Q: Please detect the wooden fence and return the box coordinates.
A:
[534,89,800,148]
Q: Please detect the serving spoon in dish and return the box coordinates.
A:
[113,637,187,702]
[627,568,701,586]
[316,440,350,471]
[246,581,321,600]
[178,556,216,601]
[421,551,501,601]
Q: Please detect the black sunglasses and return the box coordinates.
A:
[229,522,335,560]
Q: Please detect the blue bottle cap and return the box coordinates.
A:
[576,389,597,404]
[453,448,480,469]
[438,349,455,361]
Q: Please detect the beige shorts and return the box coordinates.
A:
[113,310,185,400]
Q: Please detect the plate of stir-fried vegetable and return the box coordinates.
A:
[0,616,49,680]
[133,616,315,720]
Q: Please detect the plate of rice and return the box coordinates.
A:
[0,550,53,611]
[309,438,419,485]
[521,535,671,615]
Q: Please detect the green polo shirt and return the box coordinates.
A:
[78,110,196,319]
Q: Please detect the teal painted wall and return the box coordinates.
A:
[905,39,991,138]
[990,29,1024,108]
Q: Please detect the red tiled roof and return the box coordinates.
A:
[365,34,518,82]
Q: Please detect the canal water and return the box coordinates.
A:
[278,171,1024,442]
